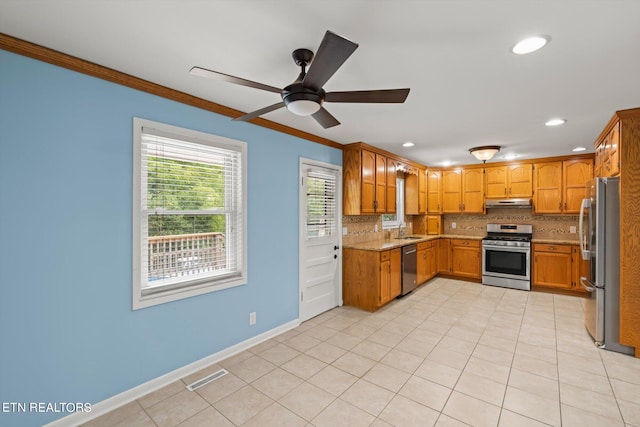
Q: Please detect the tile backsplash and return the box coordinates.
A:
[343,208,579,244]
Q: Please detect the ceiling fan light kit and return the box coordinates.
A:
[191,31,410,128]
[469,145,501,163]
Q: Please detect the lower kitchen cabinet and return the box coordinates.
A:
[533,243,587,294]
[343,247,401,311]
[417,241,438,285]
[438,239,451,274]
[451,239,481,279]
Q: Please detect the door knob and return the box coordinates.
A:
[334,245,340,250]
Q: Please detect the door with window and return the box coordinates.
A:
[299,160,341,322]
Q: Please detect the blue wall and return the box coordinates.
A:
[0,49,342,427]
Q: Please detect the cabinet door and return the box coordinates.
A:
[404,171,420,215]
[451,244,481,279]
[426,245,438,279]
[485,166,507,198]
[533,245,572,289]
[608,122,620,176]
[427,169,442,213]
[508,164,533,198]
[380,257,391,305]
[462,169,484,212]
[533,162,562,213]
[375,154,387,212]
[442,170,462,213]
[390,248,402,298]
[418,168,427,214]
[563,159,592,214]
[427,215,441,235]
[361,150,376,214]
[386,159,397,214]
[594,142,604,177]
[438,239,451,273]
[417,247,428,285]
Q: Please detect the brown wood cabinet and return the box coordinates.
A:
[485,164,533,199]
[405,167,427,215]
[343,247,401,311]
[343,147,396,215]
[532,159,592,214]
[417,241,438,285]
[427,169,442,213]
[426,215,442,235]
[438,239,451,274]
[532,243,573,289]
[532,243,588,294]
[450,239,481,279]
[442,168,484,213]
[594,108,640,356]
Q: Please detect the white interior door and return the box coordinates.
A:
[299,159,342,322]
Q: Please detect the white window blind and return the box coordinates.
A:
[305,169,337,239]
[133,119,247,309]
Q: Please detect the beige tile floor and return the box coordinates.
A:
[83,278,640,427]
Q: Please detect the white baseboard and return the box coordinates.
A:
[44,318,301,427]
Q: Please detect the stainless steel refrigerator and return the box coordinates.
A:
[579,177,634,355]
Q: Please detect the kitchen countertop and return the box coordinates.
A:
[344,235,578,251]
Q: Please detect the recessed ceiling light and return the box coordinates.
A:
[511,35,550,55]
[572,147,587,152]
[501,154,519,160]
[545,118,567,127]
[441,160,452,167]
[402,141,415,148]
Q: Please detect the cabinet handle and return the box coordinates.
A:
[559,202,562,210]
[549,246,556,251]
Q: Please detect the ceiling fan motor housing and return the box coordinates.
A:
[281,82,325,109]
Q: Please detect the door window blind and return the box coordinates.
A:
[305,169,337,239]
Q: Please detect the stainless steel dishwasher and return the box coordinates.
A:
[401,244,417,295]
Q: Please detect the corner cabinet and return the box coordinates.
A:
[343,147,396,215]
[343,248,401,312]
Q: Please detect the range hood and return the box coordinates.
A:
[485,198,532,209]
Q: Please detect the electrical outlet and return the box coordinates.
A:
[452,222,457,229]
[570,226,577,233]
[249,312,256,326]
[342,227,348,236]
[374,224,378,232]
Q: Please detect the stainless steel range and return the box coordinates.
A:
[482,224,533,291]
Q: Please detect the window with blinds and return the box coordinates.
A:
[132,118,247,309]
[305,169,337,239]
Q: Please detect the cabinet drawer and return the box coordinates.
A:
[533,243,571,253]
[451,239,480,248]
[417,241,433,251]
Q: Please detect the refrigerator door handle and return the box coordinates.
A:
[579,198,590,260]
[580,276,596,292]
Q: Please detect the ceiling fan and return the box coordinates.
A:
[190,30,410,129]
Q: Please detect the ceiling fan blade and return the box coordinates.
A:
[190,66,282,94]
[302,31,358,91]
[233,102,286,122]
[325,88,410,103]
[312,107,341,129]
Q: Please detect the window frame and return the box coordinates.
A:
[132,118,248,310]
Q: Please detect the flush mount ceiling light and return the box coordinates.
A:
[402,141,415,147]
[545,118,567,127]
[511,35,551,54]
[285,97,322,116]
[469,145,501,163]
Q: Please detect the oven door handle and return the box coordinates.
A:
[482,246,530,253]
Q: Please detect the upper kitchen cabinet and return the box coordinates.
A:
[343,144,395,215]
[427,169,442,213]
[485,164,532,199]
[532,158,592,214]
[595,120,620,177]
[405,167,427,215]
[563,158,593,214]
[442,168,484,213]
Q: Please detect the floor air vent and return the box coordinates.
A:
[186,368,228,391]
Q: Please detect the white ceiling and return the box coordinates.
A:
[2,0,640,166]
